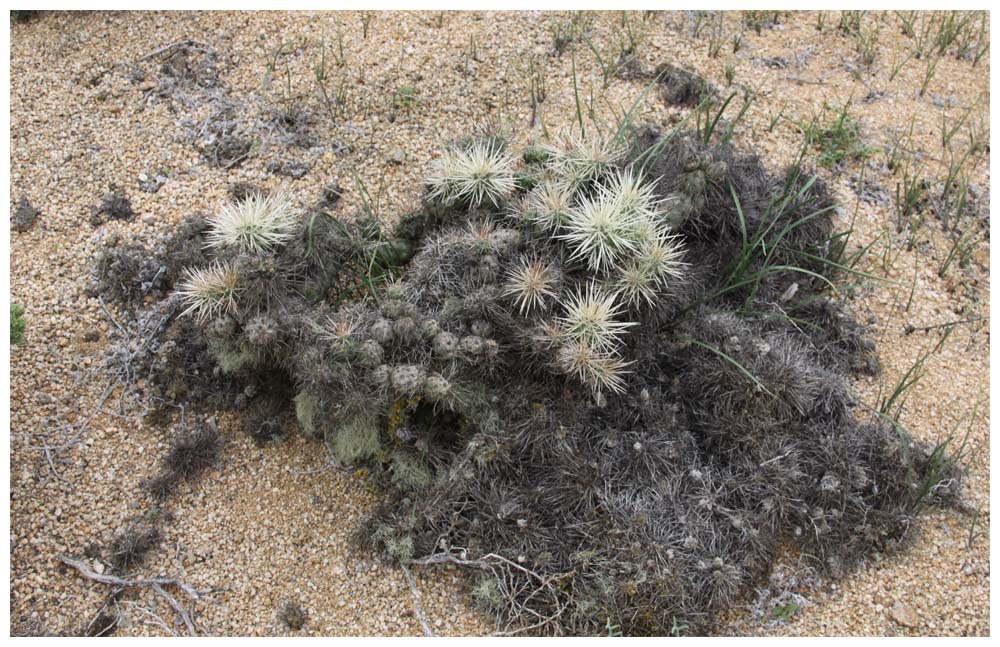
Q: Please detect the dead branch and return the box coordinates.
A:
[122,600,180,637]
[408,550,571,636]
[904,316,984,335]
[58,555,211,636]
[151,582,197,636]
[99,296,126,335]
[136,39,204,63]
[400,564,435,637]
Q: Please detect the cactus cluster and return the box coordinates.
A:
[419,131,686,394]
[97,123,958,636]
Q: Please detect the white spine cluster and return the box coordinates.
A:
[556,284,635,351]
[545,132,627,188]
[422,130,690,396]
[426,140,518,208]
[503,257,559,314]
[205,191,299,254]
[177,262,241,321]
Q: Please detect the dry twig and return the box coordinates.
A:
[58,555,211,636]
[409,550,571,636]
[400,564,436,637]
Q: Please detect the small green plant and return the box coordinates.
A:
[966,104,989,157]
[909,416,974,514]
[938,227,978,278]
[550,11,591,56]
[261,37,309,124]
[743,10,780,34]
[940,106,973,152]
[896,10,918,38]
[724,60,736,86]
[877,346,932,425]
[394,85,418,110]
[713,162,843,310]
[889,48,917,82]
[796,101,877,168]
[933,11,976,57]
[462,34,479,78]
[884,117,916,173]
[940,146,974,206]
[967,507,986,550]
[694,91,751,146]
[971,15,990,66]
[855,24,881,68]
[618,10,647,55]
[10,303,26,346]
[360,11,374,39]
[767,102,787,133]
[314,34,350,124]
[707,12,726,58]
[919,53,941,97]
[772,603,799,622]
[581,31,625,89]
[894,158,927,243]
[815,12,827,32]
[528,59,547,128]
[837,10,865,37]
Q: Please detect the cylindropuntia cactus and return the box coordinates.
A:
[460,335,485,355]
[390,365,427,396]
[356,340,384,367]
[370,318,394,345]
[423,372,452,402]
[111,119,937,639]
[432,331,460,359]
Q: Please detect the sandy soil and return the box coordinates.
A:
[9,10,989,636]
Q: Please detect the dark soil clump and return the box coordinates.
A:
[91,185,135,226]
[12,197,40,232]
[656,62,717,107]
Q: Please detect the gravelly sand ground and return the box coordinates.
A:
[9,10,989,636]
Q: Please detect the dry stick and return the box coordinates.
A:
[400,564,436,637]
[57,381,118,452]
[33,432,68,483]
[784,74,827,85]
[84,589,125,636]
[151,582,197,636]
[31,378,117,481]
[903,316,984,334]
[99,296,126,335]
[136,39,203,63]
[409,552,569,636]
[58,556,210,636]
[124,600,180,637]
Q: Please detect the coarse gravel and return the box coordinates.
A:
[9,10,989,636]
